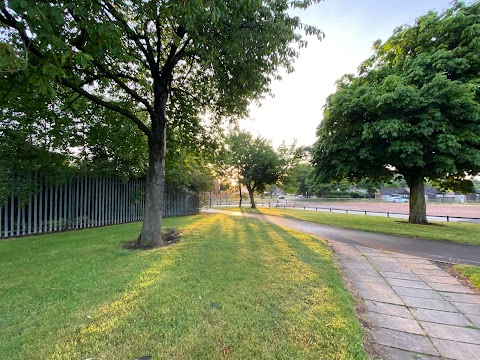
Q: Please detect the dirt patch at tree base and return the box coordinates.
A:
[122,228,181,250]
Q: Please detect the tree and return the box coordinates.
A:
[313,1,480,224]
[221,130,293,208]
[1,1,324,246]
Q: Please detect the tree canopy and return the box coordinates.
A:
[313,1,480,223]
[1,0,323,246]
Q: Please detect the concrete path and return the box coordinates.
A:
[205,209,480,359]
[332,242,480,360]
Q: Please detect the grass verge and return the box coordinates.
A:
[218,207,480,246]
[0,214,367,359]
[453,265,480,289]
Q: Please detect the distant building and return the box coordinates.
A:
[377,186,479,203]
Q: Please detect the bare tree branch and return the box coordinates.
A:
[92,59,154,114]
[59,77,153,139]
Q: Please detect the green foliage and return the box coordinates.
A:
[313,1,480,222]
[1,0,325,243]
[220,130,298,207]
[0,0,324,129]
[453,264,480,289]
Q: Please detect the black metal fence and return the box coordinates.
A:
[0,174,199,238]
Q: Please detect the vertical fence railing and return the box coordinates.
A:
[0,174,199,239]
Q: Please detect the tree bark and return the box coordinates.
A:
[138,136,166,247]
[246,185,256,208]
[137,89,168,247]
[238,178,242,207]
[405,174,427,224]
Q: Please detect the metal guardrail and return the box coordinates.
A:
[211,201,480,223]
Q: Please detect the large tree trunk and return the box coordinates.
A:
[246,185,256,208]
[138,138,166,247]
[138,90,168,247]
[238,179,243,207]
[405,174,427,224]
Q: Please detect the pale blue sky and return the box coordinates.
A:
[241,0,454,147]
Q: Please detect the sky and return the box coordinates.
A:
[240,0,454,148]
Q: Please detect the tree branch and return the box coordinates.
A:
[161,25,187,80]
[171,87,210,106]
[92,59,154,114]
[102,2,157,72]
[59,77,153,139]
[0,8,42,59]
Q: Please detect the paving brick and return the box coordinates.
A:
[382,347,440,360]
[370,262,403,270]
[364,300,413,318]
[347,273,387,285]
[396,258,433,265]
[402,296,457,312]
[372,328,439,356]
[420,322,480,344]
[428,282,477,294]
[367,312,424,334]
[404,263,439,270]
[393,286,443,300]
[430,338,480,360]
[343,262,375,270]
[343,265,379,278]
[440,292,480,305]
[382,271,420,281]
[353,281,393,293]
[375,265,413,274]
[410,268,450,276]
[355,246,382,253]
[386,278,432,289]
[356,287,404,305]
[339,255,366,261]
[410,308,472,326]
[451,302,480,316]
[417,274,462,285]
[344,268,381,279]
[465,314,480,327]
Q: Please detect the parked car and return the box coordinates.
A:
[387,196,409,203]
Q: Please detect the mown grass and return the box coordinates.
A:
[0,214,367,360]
[219,207,480,246]
[453,265,480,289]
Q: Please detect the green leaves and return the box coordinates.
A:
[73,51,93,69]
[313,0,480,193]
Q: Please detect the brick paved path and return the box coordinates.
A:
[332,242,480,360]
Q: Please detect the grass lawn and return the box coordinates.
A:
[221,207,480,246]
[0,214,367,360]
[453,265,480,289]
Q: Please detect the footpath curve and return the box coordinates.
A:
[204,209,480,359]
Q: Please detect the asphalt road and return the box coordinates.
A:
[206,209,480,266]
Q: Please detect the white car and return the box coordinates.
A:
[387,196,409,203]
